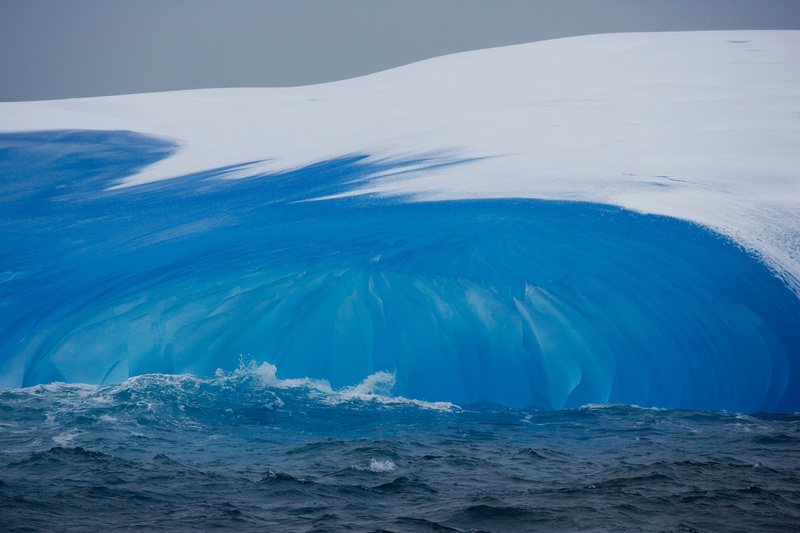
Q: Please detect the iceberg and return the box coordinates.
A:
[1,31,799,412]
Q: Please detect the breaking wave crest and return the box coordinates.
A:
[219,359,458,411]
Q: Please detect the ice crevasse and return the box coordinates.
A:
[0,30,799,413]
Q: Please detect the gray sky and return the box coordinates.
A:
[1,0,799,102]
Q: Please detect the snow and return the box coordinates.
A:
[1,30,799,289]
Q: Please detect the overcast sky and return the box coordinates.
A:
[1,0,799,102]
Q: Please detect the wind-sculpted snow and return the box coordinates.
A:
[1,130,799,413]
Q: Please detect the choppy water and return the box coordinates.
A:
[1,366,798,532]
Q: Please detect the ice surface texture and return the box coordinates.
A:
[1,130,798,412]
[4,31,799,292]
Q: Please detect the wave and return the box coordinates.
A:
[222,359,459,411]
[2,360,458,430]
[3,392,797,533]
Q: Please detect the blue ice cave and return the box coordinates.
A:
[1,130,798,412]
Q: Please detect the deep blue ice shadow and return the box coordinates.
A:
[1,130,799,412]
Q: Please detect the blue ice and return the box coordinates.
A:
[1,130,798,412]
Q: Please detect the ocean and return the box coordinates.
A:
[1,367,799,532]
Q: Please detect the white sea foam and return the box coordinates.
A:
[351,459,397,473]
[222,360,459,412]
[52,430,80,447]
[364,459,396,473]
[578,403,664,411]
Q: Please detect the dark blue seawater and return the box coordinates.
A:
[1,370,799,532]
[1,130,800,530]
